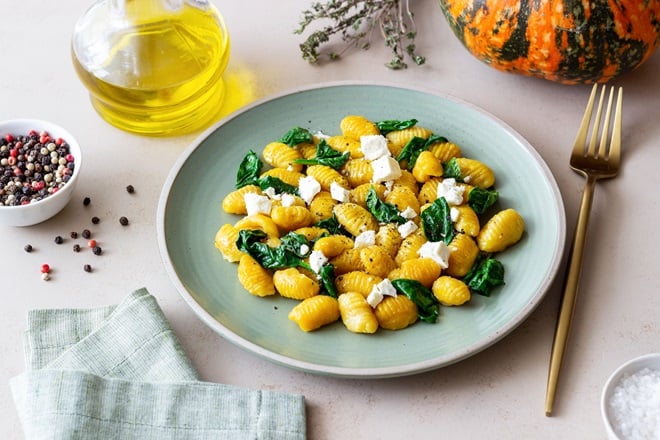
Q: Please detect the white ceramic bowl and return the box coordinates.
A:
[601,353,660,440]
[0,119,83,227]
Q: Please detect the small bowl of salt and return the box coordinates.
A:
[601,353,660,440]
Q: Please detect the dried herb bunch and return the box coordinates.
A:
[295,0,425,70]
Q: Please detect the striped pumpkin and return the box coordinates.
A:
[438,0,660,84]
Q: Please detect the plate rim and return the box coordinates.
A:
[156,80,567,378]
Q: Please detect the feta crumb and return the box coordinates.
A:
[360,135,390,160]
[400,206,417,220]
[437,178,465,206]
[309,250,328,273]
[366,279,397,308]
[299,244,310,255]
[330,181,350,203]
[371,156,401,183]
[263,187,280,200]
[244,193,272,217]
[298,175,321,205]
[366,289,384,308]
[281,193,296,207]
[314,131,330,140]
[418,241,451,269]
[354,230,376,248]
[450,207,460,222]
[397,220,418,238]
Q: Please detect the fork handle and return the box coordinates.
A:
[545,174,597,416]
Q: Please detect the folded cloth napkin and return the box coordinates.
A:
[10,288,306,440]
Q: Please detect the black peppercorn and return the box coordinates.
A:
[92,246,102,255]
[91,216,100,224]
[82,229,91,239]
[83,196,91,206]
[119,216,129,226]
[54,235,64,244]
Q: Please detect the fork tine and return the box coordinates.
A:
[587,85,607,157]
[573,84,599,157]
[597,87,615,159]
[609,87,623,164]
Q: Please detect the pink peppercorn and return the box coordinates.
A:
[9,148,18,158]
[5,134,14,142]
[65,153,75,162]
[56,137,64,146]
[28,129,38,137]
[41,264,50,273]
[88,239,97,248]
[39,134,50,144]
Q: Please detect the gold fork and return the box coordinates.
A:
[545,83,623,416]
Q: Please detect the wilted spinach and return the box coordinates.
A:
[391,279,439,323]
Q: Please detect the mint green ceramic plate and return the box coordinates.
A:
[157,82,566,378]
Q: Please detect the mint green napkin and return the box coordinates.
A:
[10,288,306,440]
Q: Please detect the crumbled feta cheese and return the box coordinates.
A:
[397,220,418,238]
[360,135,390,160]
[437,178,464,206]
[314,131,330,140]
[298,175,321,205]
[400,206,417,220]
[354,230,376,248]
[244,193,272,216]
[281,193,296,207]
[330,181,350,203]
[450,207,460,222]
[377,278,397,297]
[371,156,401,183]
[366,289,384,308]
[300,244,310,255]
[418,241,451,268]
[366,279,397,308]
[309,250,328,273]
[263,187,279,200]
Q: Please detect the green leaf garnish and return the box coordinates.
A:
[420,197,455,244]
[376,119,418,134]
[294,139,349,169]
[391,278,439,323]
[463,254,505,297]
[236,150,263,189]
[279,127,314,146]
[365,187,406,224]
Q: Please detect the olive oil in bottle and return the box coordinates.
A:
[72,0,230,136]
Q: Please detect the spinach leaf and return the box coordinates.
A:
[468,187,499,215]
[294,139,349,169]
[391,279,439,323]
[236,230,302,270]
[315,215,351,237]
[396,136,427,170]
[279,127,314,146]
[236,229,338,297]
[365,187,406,224]
[442,157,462,181]
[463,254,505,296]
[257,175,299,196]
[376,119,418,135]
[425,134,449,147]
[420,197,455,244]
[236,150,263,189]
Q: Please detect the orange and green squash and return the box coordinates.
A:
[438,0,660,84]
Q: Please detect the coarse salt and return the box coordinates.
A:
[608,367,660,440]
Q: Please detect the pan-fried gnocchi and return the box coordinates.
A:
[215,115,525,335]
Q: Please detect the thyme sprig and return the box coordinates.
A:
[295,0,425,70]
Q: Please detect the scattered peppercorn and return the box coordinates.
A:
[54,235,64,244]
[73,244,81,253]
[83,196,91,206]
[0,130,75,206]
[92,246,103,255]
[83,264,92,272]
[119,216,129,226]
[24,244,33,253]
[91,216,100,224]
[126,184,135,194]
[40,264,50,273]
[88,239,97,248]
[82,229,91,239]
[70,231,78,239]
[41,273,50,281]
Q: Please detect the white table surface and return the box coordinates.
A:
[2,0,660,438]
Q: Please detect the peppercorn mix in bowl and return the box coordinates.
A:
[601,353,660,440]
[0,119,82,227]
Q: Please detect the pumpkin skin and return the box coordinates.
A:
[438,0,660,84]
